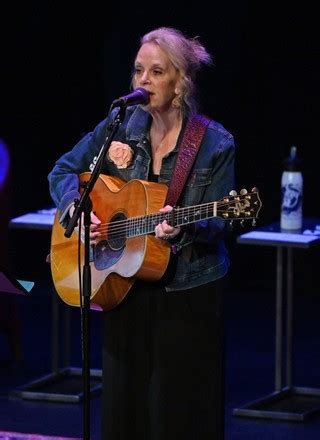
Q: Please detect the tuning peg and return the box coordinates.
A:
[229,190,237,196]
[240,189,248,195]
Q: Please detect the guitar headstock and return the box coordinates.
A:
[218,187,262,226]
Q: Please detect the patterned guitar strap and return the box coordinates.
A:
[164,113,210,207]
[164,114,210,257]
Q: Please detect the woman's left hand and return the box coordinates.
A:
[155,205,181,241]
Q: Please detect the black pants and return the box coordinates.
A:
[101,279,225,440]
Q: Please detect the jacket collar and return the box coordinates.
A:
[126,106,152,142]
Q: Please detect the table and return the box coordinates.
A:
[9,207,102,403]
[233,218,320,421]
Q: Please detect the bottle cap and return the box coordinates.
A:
[284,146,301,171]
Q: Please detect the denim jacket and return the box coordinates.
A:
[48,105,236,291]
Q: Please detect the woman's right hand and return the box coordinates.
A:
[69,205,101,245]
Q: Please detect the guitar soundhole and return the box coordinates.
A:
[108,212,127,250]
[93,212,127,271]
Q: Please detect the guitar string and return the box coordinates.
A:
[89,197,258,239]
[95,199,256,230]
[95,206,247,233]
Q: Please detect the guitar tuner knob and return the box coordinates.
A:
[240,189,248,195]
[229,190,237,196]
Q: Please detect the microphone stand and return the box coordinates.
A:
[64,106,126,440]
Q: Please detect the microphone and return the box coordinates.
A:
[111,87,150,109]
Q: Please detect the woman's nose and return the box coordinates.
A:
[140,72,150,84]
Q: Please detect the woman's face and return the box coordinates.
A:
[133,42,181,113]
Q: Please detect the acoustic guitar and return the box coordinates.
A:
[50,172,262,311]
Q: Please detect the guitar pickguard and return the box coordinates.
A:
[94,241,125,270]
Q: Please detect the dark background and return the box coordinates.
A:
[0,3,318,281]
[0,4,319,438]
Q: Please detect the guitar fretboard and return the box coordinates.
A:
[96,190,260,242]
[125,202,217,238]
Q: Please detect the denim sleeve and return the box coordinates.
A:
[171,134,236,252]
[47,118,108,224]
[194,135,236,243]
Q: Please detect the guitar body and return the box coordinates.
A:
[50,173,171,311]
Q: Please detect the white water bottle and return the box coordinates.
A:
[280,146,303,231]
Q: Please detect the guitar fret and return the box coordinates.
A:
[127,218,133,238]
[137,218,141,236]
[147,216,152,234]
[127,213,161,238]
[177,203,214,226]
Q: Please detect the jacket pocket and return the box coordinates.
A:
[183,168,212,206]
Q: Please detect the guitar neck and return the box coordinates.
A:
[126,190,261,238]
[126,202,217,238]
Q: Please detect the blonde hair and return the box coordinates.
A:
[138,27,212,116]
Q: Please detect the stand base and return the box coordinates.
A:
[233,386,320,421]
[9,367,102,403]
